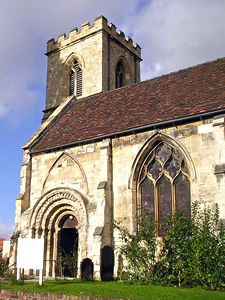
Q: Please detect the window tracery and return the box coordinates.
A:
[69,59,82,97]
[138,142,191,236]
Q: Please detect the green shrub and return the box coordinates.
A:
[115,203,225,289]
[114,210,159,284]
[0,256,8,277]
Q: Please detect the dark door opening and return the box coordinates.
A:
[58,215,78,277]
[81,258,94,280]
[100,246,114,281]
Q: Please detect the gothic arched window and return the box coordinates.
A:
[115,60,125,88]
[69,59,82,97]
[138,142,191,236]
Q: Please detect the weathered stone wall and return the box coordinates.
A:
[15,140,113,279]
[15,114,225,279]
[45,31,103,110]
[102,31,140,92]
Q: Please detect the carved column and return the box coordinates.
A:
[46,229,54,277]
[52,227,60,278]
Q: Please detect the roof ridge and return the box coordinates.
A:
[72,56,225,104]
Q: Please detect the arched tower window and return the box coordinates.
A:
[115,60,125,88]
[69,59,82,97]
[138,142,191,236]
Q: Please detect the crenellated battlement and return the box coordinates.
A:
[44,15,141,114]
[47,16,141,57]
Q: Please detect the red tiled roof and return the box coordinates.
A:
[31,58,225,153]
[0,238,4,247]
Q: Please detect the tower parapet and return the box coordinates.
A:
[46,16,141,58]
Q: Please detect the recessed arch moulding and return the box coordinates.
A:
[129,132,197,191]
[23,187,88,278]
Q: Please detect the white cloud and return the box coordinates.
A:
[1,0,225,122]
[0,221,14,238]
[132,0,225,79]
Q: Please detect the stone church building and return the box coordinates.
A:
[13,16,225,280]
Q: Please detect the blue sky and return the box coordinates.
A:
[1,0,225,237]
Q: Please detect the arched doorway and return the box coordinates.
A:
[29,188,88,278]
[58,215,78,277]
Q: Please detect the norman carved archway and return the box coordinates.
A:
[29,188,88,277]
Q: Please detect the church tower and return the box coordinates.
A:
[43,16,141,121]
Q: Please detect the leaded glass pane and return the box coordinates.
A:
[173,148,183,162]
[175,173,191,217]
[165,158,180,178]
[148,160,162,180]
[140,177,155,220]
[182,160,189,174]
[156,143,172,162]
[158,176,172,236]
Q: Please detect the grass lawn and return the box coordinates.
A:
[1,279,225,300]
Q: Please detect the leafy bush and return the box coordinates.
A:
[115,203,225,289]
[0,256,8,277]
[57,250,78,278]
[114,210,159,284]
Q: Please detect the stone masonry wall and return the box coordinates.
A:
[15,114,225,279]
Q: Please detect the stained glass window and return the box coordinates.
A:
[138,141,191,236]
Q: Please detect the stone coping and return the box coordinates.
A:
[0,289,128,300]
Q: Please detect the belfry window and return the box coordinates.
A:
[138,142,191,236]
[115,60,125,88]
[69,59,82,97]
